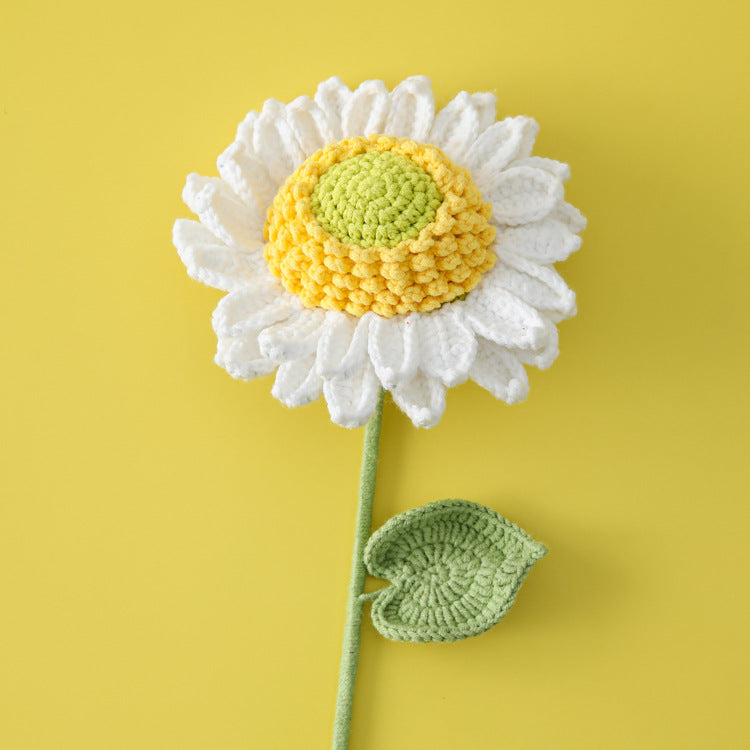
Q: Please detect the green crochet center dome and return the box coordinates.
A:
[310,151,443,248]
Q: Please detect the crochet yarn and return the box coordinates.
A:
[311,151,443,248]
[264,135,496,318]
[175,76,585,429]
[363,499,547,642]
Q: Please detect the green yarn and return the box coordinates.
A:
[310,151,443,247]
[363,500,547,643]
[330,396,547,750]
[331,389,384,750]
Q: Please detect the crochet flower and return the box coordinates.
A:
[174,76,585,428]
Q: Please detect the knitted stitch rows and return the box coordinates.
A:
[175,76,586,429]
[310,151,443,248]
[264,135,496,318]
[363,499,547,642]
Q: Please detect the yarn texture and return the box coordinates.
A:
[174,76,585,428]
[265,135,495,318]
[363,500,546,642]
[173,79,573,750]
[311,150,442,247]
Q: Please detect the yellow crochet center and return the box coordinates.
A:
[264,135,496,318]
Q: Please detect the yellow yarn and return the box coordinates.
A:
[264,135,496,318]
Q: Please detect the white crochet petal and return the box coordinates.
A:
[216,141,275,218]
[492,251,577,321]
[272,354,323,407]
[323,363,381,429]
[215,331,277,381]
[235,110,259,154]
[341,80,389,138]
[385,76,434,142]
[428,91,481,164]
[511,156,571,182]
[316,312,373,380]
[368,314,420,389]
[416,306,477,387]
[252,99,305,187]
[314,76,352,142]
[390,373,446,429]
[173,219,267,292]
[488,166,564,226]
[182,174,264,249]
[513,315,559,370]
[462,282,548,351]
[258,309,327,362]
[552,202,587,233]
[285,96,334,157]
[494,218,582,264]
[212,286,294,338]
[467,117,539,194]
[469,338,530,404]
[472,92,497,134]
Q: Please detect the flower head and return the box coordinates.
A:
[174,76,585,428]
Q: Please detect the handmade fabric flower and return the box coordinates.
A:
[173,76,584,428]
[175,77,586,750]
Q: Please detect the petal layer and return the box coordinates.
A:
[463,284,548,351]
[416,307,477,387]
[491,252,577,321]
[469,338,530,404]
[173,219,265,292]
[494,218,582,264]
[390,373,446,429]
[212,287,294,338]
[368,314,420,389]
[258,310,327,362]
[323,364,381,429]
[182,174,263,248]
[215,332,277,380]
[272,355,323,407]
[341,80,389,138]
[488,166,564,226]
[468,117,539,193]
[385,76,434,141]
[314,77,352,142]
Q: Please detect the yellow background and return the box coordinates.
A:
[2,1,748,747]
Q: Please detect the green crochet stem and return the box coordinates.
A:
[331,388,385,750]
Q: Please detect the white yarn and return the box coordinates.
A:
[323,363,381,429]
[253,99,305,185]
[313,77,351,142]
[390,372,447,429]
[487,166,565,225]
[469,337,530,403]
[468,117,539,191]
[428,91,482,164]
[216,141,275,215]
[272,354,323,408]
[285,96,333,155]
[367,314,420,390]
[416,306,477,388]
[316,313,371,381]
[461,283,549,350]
[182,174,263,248]
[494,219,581,264]
[174,76,586,429]
[341,80,389,139]
[493,251,577,322]
[384,76,434,142]
[173,219,264,292]
[470,92,500,133]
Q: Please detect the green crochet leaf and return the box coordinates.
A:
[363,500,547,643]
